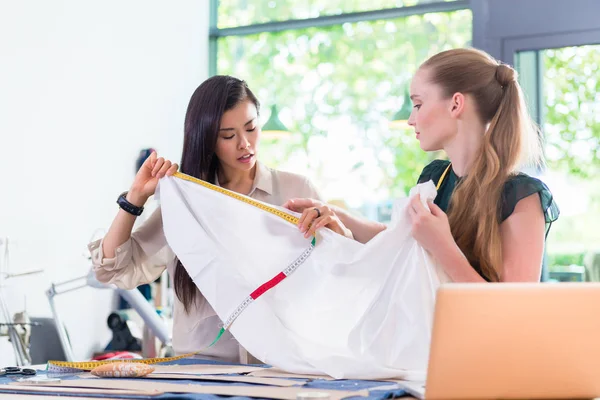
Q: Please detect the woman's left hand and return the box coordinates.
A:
[407,194,454,255]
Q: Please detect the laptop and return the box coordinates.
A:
[400,283,600,399]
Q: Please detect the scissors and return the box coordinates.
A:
[0,367,37,376]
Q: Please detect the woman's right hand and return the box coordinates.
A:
[128,152,179,206]
[283,198,354,239]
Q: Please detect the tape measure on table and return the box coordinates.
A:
[47,352,199,372]
[48,172,317,372]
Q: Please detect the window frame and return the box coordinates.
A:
[208,0,471,76]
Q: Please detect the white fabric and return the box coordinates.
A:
[90,163,321,362]
[158,176,450,380]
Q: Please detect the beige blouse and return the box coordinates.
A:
[89,162,321,362]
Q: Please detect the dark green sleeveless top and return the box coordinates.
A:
[417,160,560,280]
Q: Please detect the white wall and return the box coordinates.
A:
[0,0,209,363]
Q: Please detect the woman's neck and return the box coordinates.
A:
[218,164,257,195]
[444,123,485,177]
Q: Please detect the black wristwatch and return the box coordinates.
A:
[117,191,144,216]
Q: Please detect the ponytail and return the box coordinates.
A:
[421,49,541,280]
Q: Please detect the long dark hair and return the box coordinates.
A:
[174,75,260,312]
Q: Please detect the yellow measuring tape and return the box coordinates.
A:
[174,172,301,225]
[48,172,304,371]
[436,163,452,190]
[47,352,199,371]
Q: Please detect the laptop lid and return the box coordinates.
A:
[425,283,600,399]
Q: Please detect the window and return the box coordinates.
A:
[217,0,464,28]
[517,44,600,281]
[544,45,599,278]
[212,2,472,215]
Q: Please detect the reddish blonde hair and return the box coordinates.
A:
[420,48,541,281]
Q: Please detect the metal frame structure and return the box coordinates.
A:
[0,237,44,366]
[46,270,172,362]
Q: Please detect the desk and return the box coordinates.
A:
[0,358,410,400]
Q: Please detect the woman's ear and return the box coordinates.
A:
[449,92,466,118]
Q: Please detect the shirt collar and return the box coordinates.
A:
[214,161,273,196]
[253,161,273,196]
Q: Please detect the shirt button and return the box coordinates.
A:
[116,248,122,253]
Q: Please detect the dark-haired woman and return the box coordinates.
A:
[89,76,321,362]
